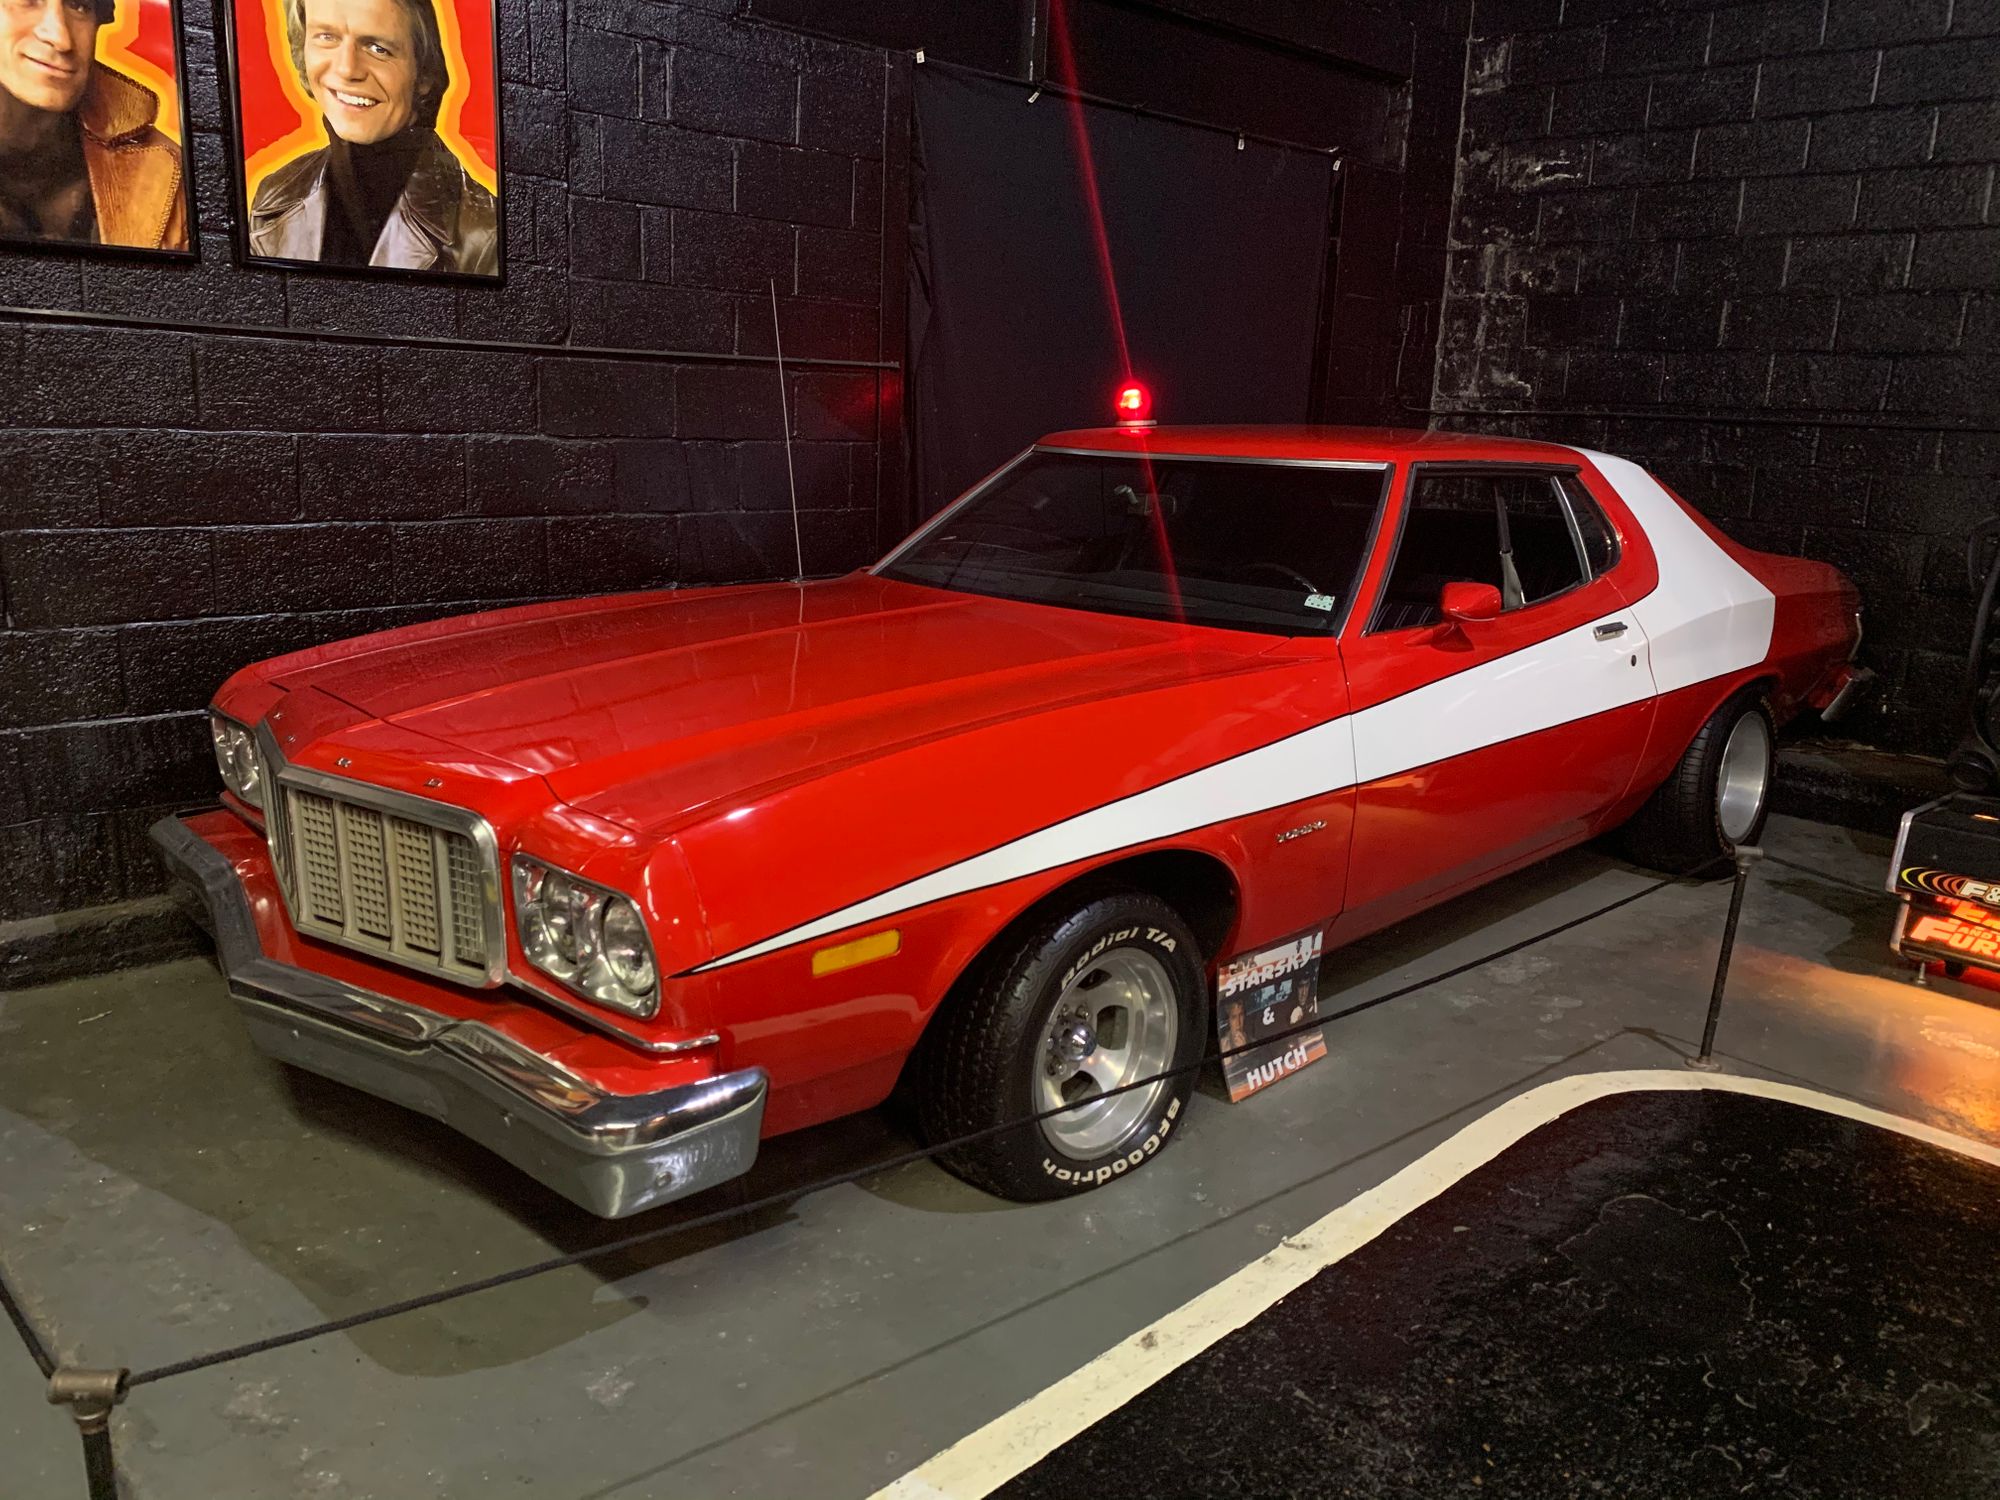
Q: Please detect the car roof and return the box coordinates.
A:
[1033,424,1588,467]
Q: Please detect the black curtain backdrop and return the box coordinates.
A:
[907,64,1337,520]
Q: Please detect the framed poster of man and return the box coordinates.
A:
[0,0,192,254]
[222,0,501,277]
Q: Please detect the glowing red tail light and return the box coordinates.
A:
[1114,381,1154,425]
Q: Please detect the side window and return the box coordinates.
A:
[1561,476,1621,577]
[1370,470,1586,632]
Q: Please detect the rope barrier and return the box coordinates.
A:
[0,1263,57,1380]
[120,854,1726,1390]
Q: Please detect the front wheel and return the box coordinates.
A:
[1619,690,1775,875]
[917,889,1207,1201]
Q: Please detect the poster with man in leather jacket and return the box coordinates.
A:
[228,0,499,276]
[0,0,191,252]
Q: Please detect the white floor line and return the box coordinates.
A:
[872,1068,2000,1500]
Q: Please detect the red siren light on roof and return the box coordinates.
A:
[1114,381,1155,427]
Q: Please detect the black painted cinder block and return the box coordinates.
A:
[1769,352,1894,410]
[1693,119,1812,178]
[799,49,884,158]
[571,196,642,280]
[540,359,677,437]
[391,518,551,604]
[1932,101,2000,163]
[1758,50,1883,117]
[0,815,121,921]
[571,280,735,352]
[467,435,621,514]
[17,328,195,428]
[196,339,382,432]
[733,294,876,361]
[1909,228,2000,289]
[1591,132,1696,187]
[1753,467,1870,527]
[678,366,788,441]
[1620,296,1726,350]
[1856,166,1993,230]
[1566,350,1665,403]
[668,208,795,292]
[379,346,540,433]
[671,44,797,142]
[1633,180,1741,238]
[504,83,570,177]
[0,632,123,731]
[567,25,641,117]
[788,371,876,442]
[1835,292,1968,352]
[1889,354,2000,413]
[1679,236,1791,294]
[611,440,693,512]
[1741,174,1859,235]
[677,511,796,585]
[301,435,466,519]
[548,514,679,593]
[1877,36,2000,104]
[209,524,395,615]
[17,714,212,816]
[1785,232,1914,290]
[1709,0,1829,63]
[1809,105,1939,170]
[1646,66,1760,130]
[1720,295,1840,351]
[1659,350,1772,406]
[795,226,880,304]
[599,116,735,210]
[2,530,213,627]
[92,431,299,527]
[737,141,857,228]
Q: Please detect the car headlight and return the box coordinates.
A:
[209,712,264,809]
[512,857,659,1017]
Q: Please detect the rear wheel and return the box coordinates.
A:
[917,889,1206,1201]
[1620,690,1775,875]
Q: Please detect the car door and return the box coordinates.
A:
[1332,463,1653,935]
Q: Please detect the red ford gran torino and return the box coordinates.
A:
[155,423,1864,1216]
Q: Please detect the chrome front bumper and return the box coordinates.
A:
[152,815,766,1219]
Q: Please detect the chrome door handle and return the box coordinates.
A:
[1593,621,1628,640]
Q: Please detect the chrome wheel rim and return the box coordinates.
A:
[1717,711,1772,844]
[1035,947,1178,1159]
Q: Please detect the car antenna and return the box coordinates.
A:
[770,279,805,583]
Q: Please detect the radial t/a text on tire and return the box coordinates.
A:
[917,889,1208,1202]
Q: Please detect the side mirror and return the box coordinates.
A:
[1439,581,1503,625]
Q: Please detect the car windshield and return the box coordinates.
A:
[880,451,1387,636]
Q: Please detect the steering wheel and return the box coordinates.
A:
[1234,561,1321,594]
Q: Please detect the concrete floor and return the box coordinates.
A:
[4,812,1999,1500]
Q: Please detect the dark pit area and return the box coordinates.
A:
[996,1090,2000,1500]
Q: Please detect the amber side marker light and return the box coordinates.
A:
[812,929,901,977]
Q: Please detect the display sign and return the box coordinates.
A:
[1215,928,1328,1102]
[0,0,193,255]
[223,0,502,276]
[1900,899,2000,972]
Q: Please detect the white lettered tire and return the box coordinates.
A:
[917,889,1207,1201]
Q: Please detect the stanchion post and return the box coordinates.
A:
[1690,845,1762,1071]
[47,1366,128,1500]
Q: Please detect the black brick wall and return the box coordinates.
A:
[1437,0,2000,753]
[0,0,903,935]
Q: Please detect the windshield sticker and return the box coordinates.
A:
[1304,594,1336,612]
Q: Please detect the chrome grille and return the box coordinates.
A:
[262,750,502,987]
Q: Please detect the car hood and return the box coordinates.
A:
[271,574,1281,836]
